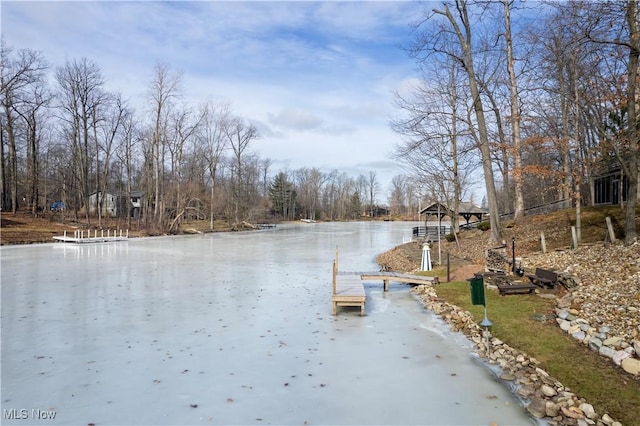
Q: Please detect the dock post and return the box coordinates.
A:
[332,261,337,295]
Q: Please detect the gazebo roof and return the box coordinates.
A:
[419,201,487,217]
[419,202,449,215]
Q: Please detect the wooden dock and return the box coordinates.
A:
[357,271,438,291]
[331,250,440,316]
[53,229,129,244]
[332,273,366,316]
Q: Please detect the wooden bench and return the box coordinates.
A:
[526,267,558,288]
[497,281,538,296]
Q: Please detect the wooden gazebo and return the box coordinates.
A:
[419,201,487,228]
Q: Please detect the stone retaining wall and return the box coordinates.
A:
[411,283,623,426]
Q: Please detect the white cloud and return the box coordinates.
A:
[268,108,324,131]
[2,0,420,199]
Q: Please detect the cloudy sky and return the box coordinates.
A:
[2,0,425,200]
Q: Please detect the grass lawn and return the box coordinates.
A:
[434,281,640,425]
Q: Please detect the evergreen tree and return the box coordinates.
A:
[268,172,295,219]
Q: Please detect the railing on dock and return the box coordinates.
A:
[53,229,129,243]
[412,225,452,240]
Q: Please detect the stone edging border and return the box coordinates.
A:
[410,283,624,426]
[555,293,640,376]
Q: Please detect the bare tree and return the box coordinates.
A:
[388,174,407,216]
[147,63,182,228]
[502,0,525,220]
[621,0,639,243]
[411,0,503,243]
[1,42,49,213]
[367,170,379,216]
[392,57,476,230]
[55,58,106,222]
[198,101,230,229]
[115,111,142,229]
[295,167,326,221]
[224,116,259,224]
[95,93,128,226]
[548,0,639,243]
[260,158,273,198]
[166,104,202,231]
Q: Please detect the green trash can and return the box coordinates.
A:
[468,274,486,306]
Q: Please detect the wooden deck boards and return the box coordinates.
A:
[359,271,439,291]
[332,273,366,316]
[53,236,128,244]
[331,251,440,315]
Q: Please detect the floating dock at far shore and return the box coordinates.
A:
[53,229,129,244]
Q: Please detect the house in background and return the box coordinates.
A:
[360,205,390,218]
[88,191,144,218]
[592,162,636,205]
[130,191,144,219]
[88,191,121,217]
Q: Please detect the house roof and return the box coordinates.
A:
[88,190,145,197]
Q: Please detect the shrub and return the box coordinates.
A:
[477,221,490,231]
[445,232,456,242]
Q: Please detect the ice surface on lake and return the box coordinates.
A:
[1,222,535,425]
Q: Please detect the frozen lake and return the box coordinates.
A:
[1,221,535,425]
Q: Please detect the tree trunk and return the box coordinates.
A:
[504,0,525,221]
[438,2,503,244]
[3,104,19,213]
[210,169,216,230]
[28,115,38,216]
[624,0,638,243]
[0,120,5,211]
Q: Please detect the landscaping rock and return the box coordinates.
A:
[621,357,640,375]
[598,345,616,359]
[559,319,572,332]
[612,350,631,366]
[517,384,535,398]
[571,331,586,341]
[601,413,614,425]
[561,406,586,420]
[588,337,602,351]
[579,403,596,420]
[603,336,622,347]
[526,399,547,418]
[545,401,560,417]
